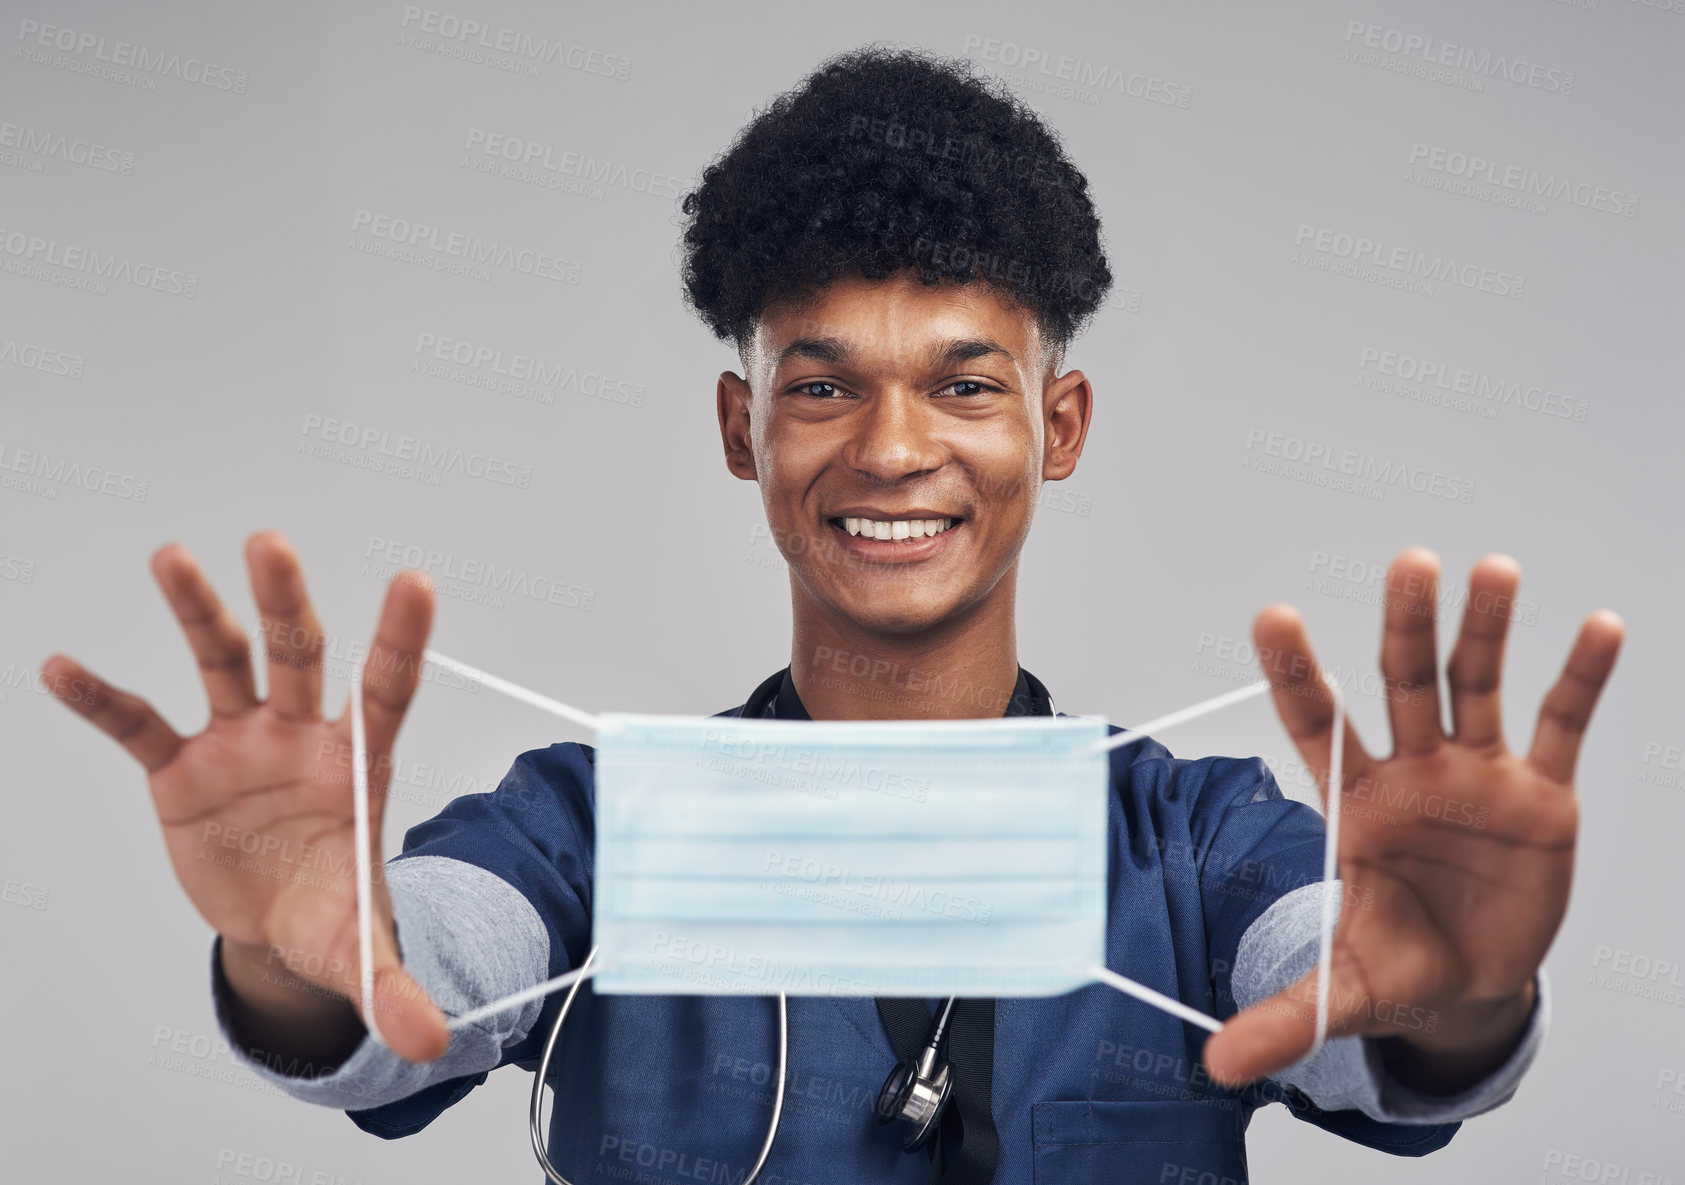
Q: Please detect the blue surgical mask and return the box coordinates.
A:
[589,711,1111,998]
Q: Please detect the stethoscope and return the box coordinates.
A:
[873,996,958,1151]
[529,946,787,1185]
[527,670,1055,1182]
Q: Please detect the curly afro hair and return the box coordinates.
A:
[678,43,1112,368]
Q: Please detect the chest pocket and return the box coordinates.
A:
[1031,1099,1248,1185]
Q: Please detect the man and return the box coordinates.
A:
[45,45,1622,1184]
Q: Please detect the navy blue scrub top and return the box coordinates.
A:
[348,666,1457,1183]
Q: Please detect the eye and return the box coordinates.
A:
[936,379,996,398]
[793,381,846,399]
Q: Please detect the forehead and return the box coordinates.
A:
[750,271,1042,371]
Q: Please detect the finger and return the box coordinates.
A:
[1203,943,1375,1088]
[150,543,260,719]
[365,959,451,1063]
[1254,604,1374,800]
[247,531,326,721]
[1527,610,1624,784]
[39,653,186,774]
[1378,548,1445,757]
[339,569,435,764]
[353,882,449,1062]
[1445,554,1521,750]
[306,901,449,1063]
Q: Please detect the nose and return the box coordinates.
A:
[843,390,946,484]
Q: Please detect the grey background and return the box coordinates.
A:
[2,1,1680,1181]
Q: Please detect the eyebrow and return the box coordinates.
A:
[775,335,1017,370]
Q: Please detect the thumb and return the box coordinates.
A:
[1203,953,1372,1088]
[360,958,451,1063]
[345,888,450,1063]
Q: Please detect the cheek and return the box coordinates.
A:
[967,439,1039,512]
[760,425,834,495]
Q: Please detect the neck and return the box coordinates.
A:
[788,571,1020,721]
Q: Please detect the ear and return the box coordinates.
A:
[718,371,758,481]
[1042,369,1093,482]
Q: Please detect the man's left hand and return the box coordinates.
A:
[1203,548,1623,1092]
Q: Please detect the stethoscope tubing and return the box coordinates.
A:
[528,945,790,1185]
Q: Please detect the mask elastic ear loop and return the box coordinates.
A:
[1088,965,1223,1032]
[1309,673,1346,1059]
[1084,677,1276,1031]
[1082,669,1348,1054]
[422,648,601,732]
[348,649,603,1050]
[1086,680,1272,755]
[349,652,385,1050]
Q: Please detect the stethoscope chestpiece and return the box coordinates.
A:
[876,1055,953,1152]
[874,997,957,1153]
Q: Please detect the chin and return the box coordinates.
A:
[823,585,973,636]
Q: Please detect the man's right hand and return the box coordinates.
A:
[41,530,450,1065]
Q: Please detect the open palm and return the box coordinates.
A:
[1204,548,1623,1087]
[42,532,450,1062]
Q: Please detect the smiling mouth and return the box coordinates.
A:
[828,515,963,542]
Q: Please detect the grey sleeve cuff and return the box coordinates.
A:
[1231,879,1549,1124]
[208,854,552,1110]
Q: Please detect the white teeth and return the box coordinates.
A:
[840,516,957,539]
